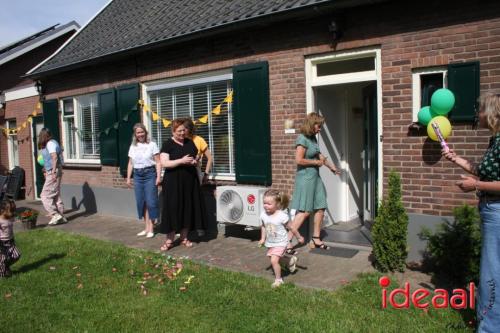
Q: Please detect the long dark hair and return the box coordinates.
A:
[38,128,52,149]
[0,199,16,219]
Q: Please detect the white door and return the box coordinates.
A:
[315,85,347,223]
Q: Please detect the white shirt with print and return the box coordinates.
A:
[260,210,289,248]
[128,141,159,169]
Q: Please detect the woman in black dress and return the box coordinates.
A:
[159,118,206,251]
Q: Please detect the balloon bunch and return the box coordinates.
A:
[417,88,455,148]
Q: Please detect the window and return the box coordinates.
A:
[146,75,234,178]
[61,94,100,163]
[6,119,19,170]
[412,67,447,122]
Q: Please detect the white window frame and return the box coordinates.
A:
[60,94,101,164]
[6,119,19,170]
[412,67,447,122]
[142,69,235,180]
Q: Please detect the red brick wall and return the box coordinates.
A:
[40,0,500,216]
[0,96,40,198]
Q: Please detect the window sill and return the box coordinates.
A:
[62,163,102,170]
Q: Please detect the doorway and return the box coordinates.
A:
[315,81,378,225]
[31,116,44,199]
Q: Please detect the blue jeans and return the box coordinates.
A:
[477,201,500,333]
[133,166,159,220]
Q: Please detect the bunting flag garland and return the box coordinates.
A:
[142,90,233,129]
[1,101,45,137]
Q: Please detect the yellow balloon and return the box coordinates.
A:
[427,116,452,141]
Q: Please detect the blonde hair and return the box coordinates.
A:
[131,123,150,145]
[263,189,289,210]
[300,112,325,136]
[479,93,500,134]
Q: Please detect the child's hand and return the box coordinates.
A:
[258,239,265,247]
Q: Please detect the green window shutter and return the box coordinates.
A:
[98,88,119,166]
[117,83,140,176]
[233,62,272,185]
[42,99,60,142]
[447,61,480,122]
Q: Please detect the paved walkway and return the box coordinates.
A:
[14,200,432,291]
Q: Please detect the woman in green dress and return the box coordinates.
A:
[287,112,341,253]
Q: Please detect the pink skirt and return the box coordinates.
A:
[267,246,286,257]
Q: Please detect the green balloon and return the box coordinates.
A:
[37,154,44,167]
[417,106,436,126]
[431,88,455,115]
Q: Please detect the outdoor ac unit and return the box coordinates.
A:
[216,185,268,228]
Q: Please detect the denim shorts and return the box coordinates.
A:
[133,166,159,220]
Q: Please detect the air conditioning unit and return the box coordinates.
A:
[216,185,268,228]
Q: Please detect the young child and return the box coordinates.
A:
[258,189,299,288]
[0,199,21,278]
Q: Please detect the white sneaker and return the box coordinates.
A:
[60,215,68,224]
[48,214,62,225]
[288,255,298,273]
[137,230,147,236]
[146,232,155,238]
[271,278,284,288]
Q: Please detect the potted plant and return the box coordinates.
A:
[18,209,39,229]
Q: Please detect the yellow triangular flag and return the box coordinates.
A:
[21,122,27,129]
[162,119,171,128]
[212,105,221,115]
[152,112,159,121]
[32,110,38,116]
[143,104,150,112]
[198,114,209,124]
[27,117,33,123]
[36,102,41,110]
[138,99,144,106]
[224,91,233,104]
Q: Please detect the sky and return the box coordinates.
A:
[0,0,110,47]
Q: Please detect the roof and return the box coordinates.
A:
[30,0,383,77]
[0,21,80,67]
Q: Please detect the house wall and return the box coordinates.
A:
[39,0,500,258]
[0,96,39,198]
[0,32,76,91]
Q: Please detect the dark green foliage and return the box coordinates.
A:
[420,205,481,287]
[372,171,409,272]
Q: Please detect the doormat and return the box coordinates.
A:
[310,246,359,258]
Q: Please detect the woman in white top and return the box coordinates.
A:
[126,123,161,238]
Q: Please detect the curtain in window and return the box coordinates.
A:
[77,95,100,159]
[149,80,234,176]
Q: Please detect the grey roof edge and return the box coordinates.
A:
[29,0,388,78]
[26,0,114,77]
[0,21,80,67]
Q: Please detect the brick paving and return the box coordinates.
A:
[14,200,419,291]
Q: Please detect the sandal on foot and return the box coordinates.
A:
[180,239,193,248]
[310,236,330,250]
[160,240,173,251]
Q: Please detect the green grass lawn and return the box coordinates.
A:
[0,229,473,332]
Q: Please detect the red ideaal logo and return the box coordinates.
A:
[379,276,475,309]
[247,194,255,205]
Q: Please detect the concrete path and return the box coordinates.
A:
[14,200,432,291]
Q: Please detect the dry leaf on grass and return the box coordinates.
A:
[179,286,187,292]
[112,268,117,272]
[4,293,12,299]
[77,284,83,289]
[49,266,56,270]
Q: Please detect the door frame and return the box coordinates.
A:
[31,115,44,199]
[305,47,383,216]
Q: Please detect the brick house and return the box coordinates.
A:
[0,22,79,198]
[27,0,500,260]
